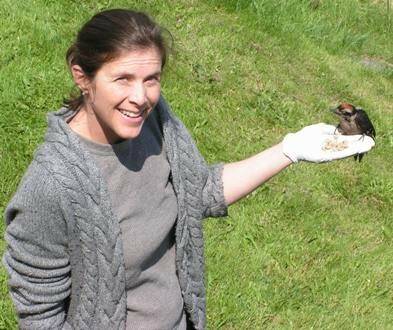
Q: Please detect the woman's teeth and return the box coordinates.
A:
[119,109,142,118]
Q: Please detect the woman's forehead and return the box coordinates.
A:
[94,48,162,79]
[107,48,162,69]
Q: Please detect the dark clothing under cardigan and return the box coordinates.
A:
[3,96,228,330]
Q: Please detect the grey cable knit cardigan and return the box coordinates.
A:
[3,96,228,330]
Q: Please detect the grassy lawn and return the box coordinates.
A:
[0,0,392,329]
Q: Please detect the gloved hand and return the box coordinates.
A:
[282,123,375,163]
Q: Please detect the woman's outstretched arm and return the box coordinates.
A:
[222,143,291,205]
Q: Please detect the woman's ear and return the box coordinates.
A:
[71,65,89,93]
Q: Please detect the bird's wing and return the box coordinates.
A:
[356,109,376,138]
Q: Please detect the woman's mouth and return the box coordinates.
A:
[118,108,145,118]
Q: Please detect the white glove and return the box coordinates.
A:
[282,123,375,163]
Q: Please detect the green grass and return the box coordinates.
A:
[1,0,392,329]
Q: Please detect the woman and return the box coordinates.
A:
[2,9,374,330]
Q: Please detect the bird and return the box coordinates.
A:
[331,102,376,161]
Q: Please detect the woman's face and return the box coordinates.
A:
[74,47,162,144]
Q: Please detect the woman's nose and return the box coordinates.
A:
[128,83,147,106]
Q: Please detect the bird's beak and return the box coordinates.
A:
[330,107,339,115]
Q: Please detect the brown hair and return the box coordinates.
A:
[64,9,172,111]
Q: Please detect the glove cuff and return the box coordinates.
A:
[282,133,299,163]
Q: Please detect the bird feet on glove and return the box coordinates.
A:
[282,123,375,163]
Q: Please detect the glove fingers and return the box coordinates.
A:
[350,136,375,153]
[334,135,375,150]
[330,148,363,160]
[327,136,375,159]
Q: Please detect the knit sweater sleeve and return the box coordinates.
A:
[2,162,72,330]
[201,162,228,218]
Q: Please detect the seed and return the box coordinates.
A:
[322,138,349,151]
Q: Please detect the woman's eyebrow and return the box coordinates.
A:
[147,71,162,77]
[113,70,161,78]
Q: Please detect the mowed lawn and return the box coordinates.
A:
[0,0,392,329]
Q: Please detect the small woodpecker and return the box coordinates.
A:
[331,102,376,161]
